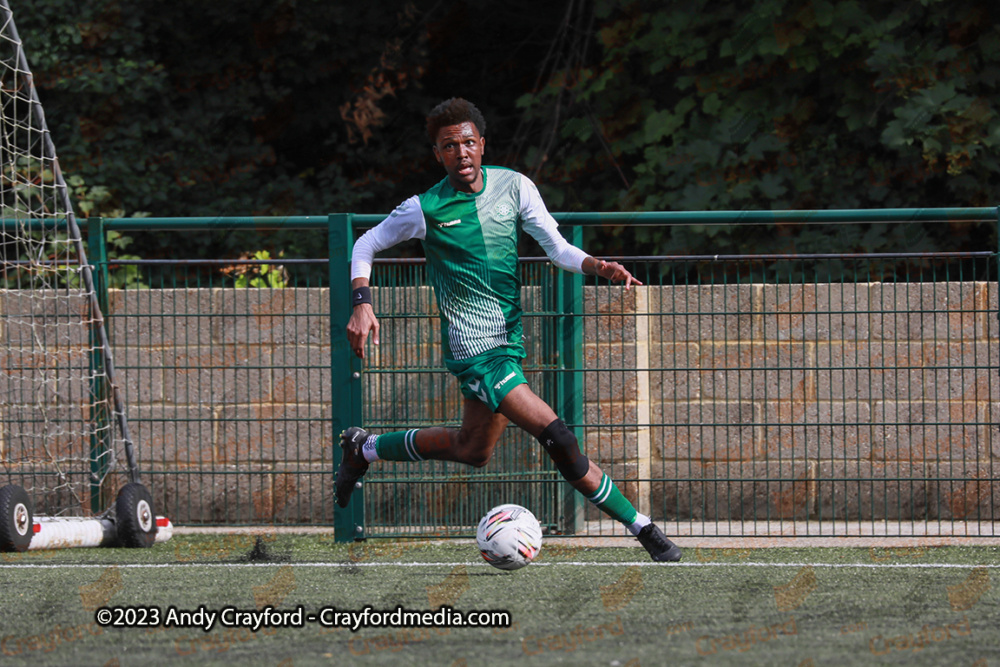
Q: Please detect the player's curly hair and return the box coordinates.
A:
[426,98,487,144]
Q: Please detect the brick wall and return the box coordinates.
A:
[106,287,336,524]
[582,282,998,525]
[4,282,994,526]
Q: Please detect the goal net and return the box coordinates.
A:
[0,1,136,520]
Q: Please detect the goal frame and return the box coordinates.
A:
[0,0,165,551]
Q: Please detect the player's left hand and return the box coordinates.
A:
[595,259,643,290]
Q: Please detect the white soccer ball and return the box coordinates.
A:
[476,503,542,571]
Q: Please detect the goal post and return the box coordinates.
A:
[0,0,166,550]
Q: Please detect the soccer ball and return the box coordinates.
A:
[476,504,542,571]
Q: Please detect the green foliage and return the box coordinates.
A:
[68,174,130,219]
[14,1,999,263]
[224,250,288,289]
[66,174,148,288]
[103,230,146,289]
[515,0,1000,256]
[20,0,438,260]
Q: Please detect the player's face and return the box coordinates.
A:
[432,122,486,193]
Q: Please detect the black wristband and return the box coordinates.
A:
[352,286,372,307]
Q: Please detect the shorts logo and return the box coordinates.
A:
[494,371,516,390]
[468,379,489,404]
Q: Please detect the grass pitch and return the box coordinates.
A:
[0,534,997,666]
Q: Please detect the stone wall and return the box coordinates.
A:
[4,282,995,526]
[106,287,337,524]
[581,282,998,525]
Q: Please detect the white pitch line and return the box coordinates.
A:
[0,561,996,570]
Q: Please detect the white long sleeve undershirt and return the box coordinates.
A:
[351,173,587,281]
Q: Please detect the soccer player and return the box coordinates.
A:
[336,98,681,562]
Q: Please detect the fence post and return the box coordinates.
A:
[86,217,111,513]
[558,225,585,533]
[329,213,364,541]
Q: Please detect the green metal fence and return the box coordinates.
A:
[51,208,1000,540]
[359,250,585,539]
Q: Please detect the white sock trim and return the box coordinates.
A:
[361,435,380,463]
[403,429,423,461]
[585,474,612,505]
[627,512,651,536]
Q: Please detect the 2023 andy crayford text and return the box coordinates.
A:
[94,605,511,633]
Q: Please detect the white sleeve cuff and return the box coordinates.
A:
[550,242,588,275]
[350,258,374,282]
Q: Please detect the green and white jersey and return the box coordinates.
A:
[352,166,587,361]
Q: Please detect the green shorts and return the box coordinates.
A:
[446,346,528,413]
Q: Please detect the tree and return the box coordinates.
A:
[21,0,582,262]
[23,1,998,263]
[22,0,436,260]
[513,0,1000,257]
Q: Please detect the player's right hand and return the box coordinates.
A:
[346,303,379,359]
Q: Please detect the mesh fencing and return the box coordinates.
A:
[94,245,999,539]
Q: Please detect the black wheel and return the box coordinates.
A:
[0,484,33,552]
[115,483,157,548]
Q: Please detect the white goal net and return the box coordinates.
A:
[0,0,134,517]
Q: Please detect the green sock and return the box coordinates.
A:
[584,474,638,525]
[374,429,422,462]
